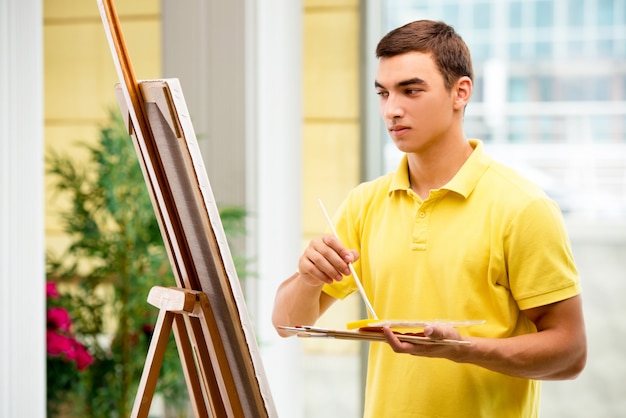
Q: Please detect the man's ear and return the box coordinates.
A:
[453,76,472,110]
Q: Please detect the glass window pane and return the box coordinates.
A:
[562,77,585,101]
[509,1,523,28]
[538,76,552,101]
[596,39,614,57]
[473,75,484,102]
[537,115,556,142]
[465,116,491,142]
[443,4,460,29]
[591,115,613,142]
[536,1,554,27]
[508,115,529,143]
[568,0,585,26]
[598,0,614,25]
[592,76,612,100]
[568,39,585,58]
[471,42,491,61]
[536,41,553,59]
[508,77,529,102]
[474,3,492,29]
[510,41,523,60]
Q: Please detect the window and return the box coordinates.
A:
[597,0,615,25]
[473,2,491,29]
[596,39,614,57]
[509,77,529,102]
[443,4,460,28]
[567,0,585,26]
[509,1,523,28]
[535,1,554,27]
[592,75,612,101]
[536,41,553,59]
[537,75,552,101]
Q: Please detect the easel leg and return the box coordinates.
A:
[188,315,230,417]
[131,308,174,418]
[172,314,210,417]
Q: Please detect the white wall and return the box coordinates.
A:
[0,0,46,416]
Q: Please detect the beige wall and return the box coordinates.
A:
[302,0,361,242]
[44,0,161,255]
[302,0,363,352]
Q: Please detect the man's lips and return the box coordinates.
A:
[389,125,410,137]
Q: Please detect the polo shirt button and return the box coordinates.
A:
[418,211,426,218]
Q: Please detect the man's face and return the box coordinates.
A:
[375,52,458,154]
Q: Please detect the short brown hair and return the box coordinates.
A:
[376,20,474,90]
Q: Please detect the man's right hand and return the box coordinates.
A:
[297,234,360,285]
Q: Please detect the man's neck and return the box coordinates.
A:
[407,137,474,200]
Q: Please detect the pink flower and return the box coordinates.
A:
[47,330,74,357]
[73,341,94,370]
[46,282,60,299]
[47,330,94,371]
[47,307,72,332]
[45,283,93,372]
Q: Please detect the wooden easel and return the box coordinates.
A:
[97,1,277,417]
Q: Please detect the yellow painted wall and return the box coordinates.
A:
[302,0,361,239]
[302,0,363,353]
[44,0,161,256]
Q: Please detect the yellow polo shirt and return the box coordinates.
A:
[323,139,580,418]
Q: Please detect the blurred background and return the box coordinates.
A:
[1,0,624,417]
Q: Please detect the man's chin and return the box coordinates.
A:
[392,139,416,154]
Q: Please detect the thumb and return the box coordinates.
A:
[424,324,461,341]
[423,325,445,339]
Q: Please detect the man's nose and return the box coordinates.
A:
[382,94,403,119]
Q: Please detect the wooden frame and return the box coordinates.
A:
[97,1,277,416]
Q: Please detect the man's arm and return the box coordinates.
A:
[272,234,357,337]
[272,272,337,337]
[383,295,587,380]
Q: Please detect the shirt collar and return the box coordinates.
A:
[388,139,492,199]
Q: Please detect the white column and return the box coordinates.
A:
[0,0,46,417]
[247,0,305,417]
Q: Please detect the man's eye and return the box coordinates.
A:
[406,89,422,95]
[376,91,389,98]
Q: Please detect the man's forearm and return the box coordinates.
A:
[460,329,587,380]
[272,272,326,337]
[455,296,587,380]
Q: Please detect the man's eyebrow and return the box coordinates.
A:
[398,77,427,87]
[374,77,427,89]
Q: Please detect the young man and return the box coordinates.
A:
[272,20,586,417]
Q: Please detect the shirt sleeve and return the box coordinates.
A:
[505,197,581,311]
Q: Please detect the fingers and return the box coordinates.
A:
[382,327,416,353]
[298,234,358,285]
[423,324,461,340]
[383,325,464,356]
